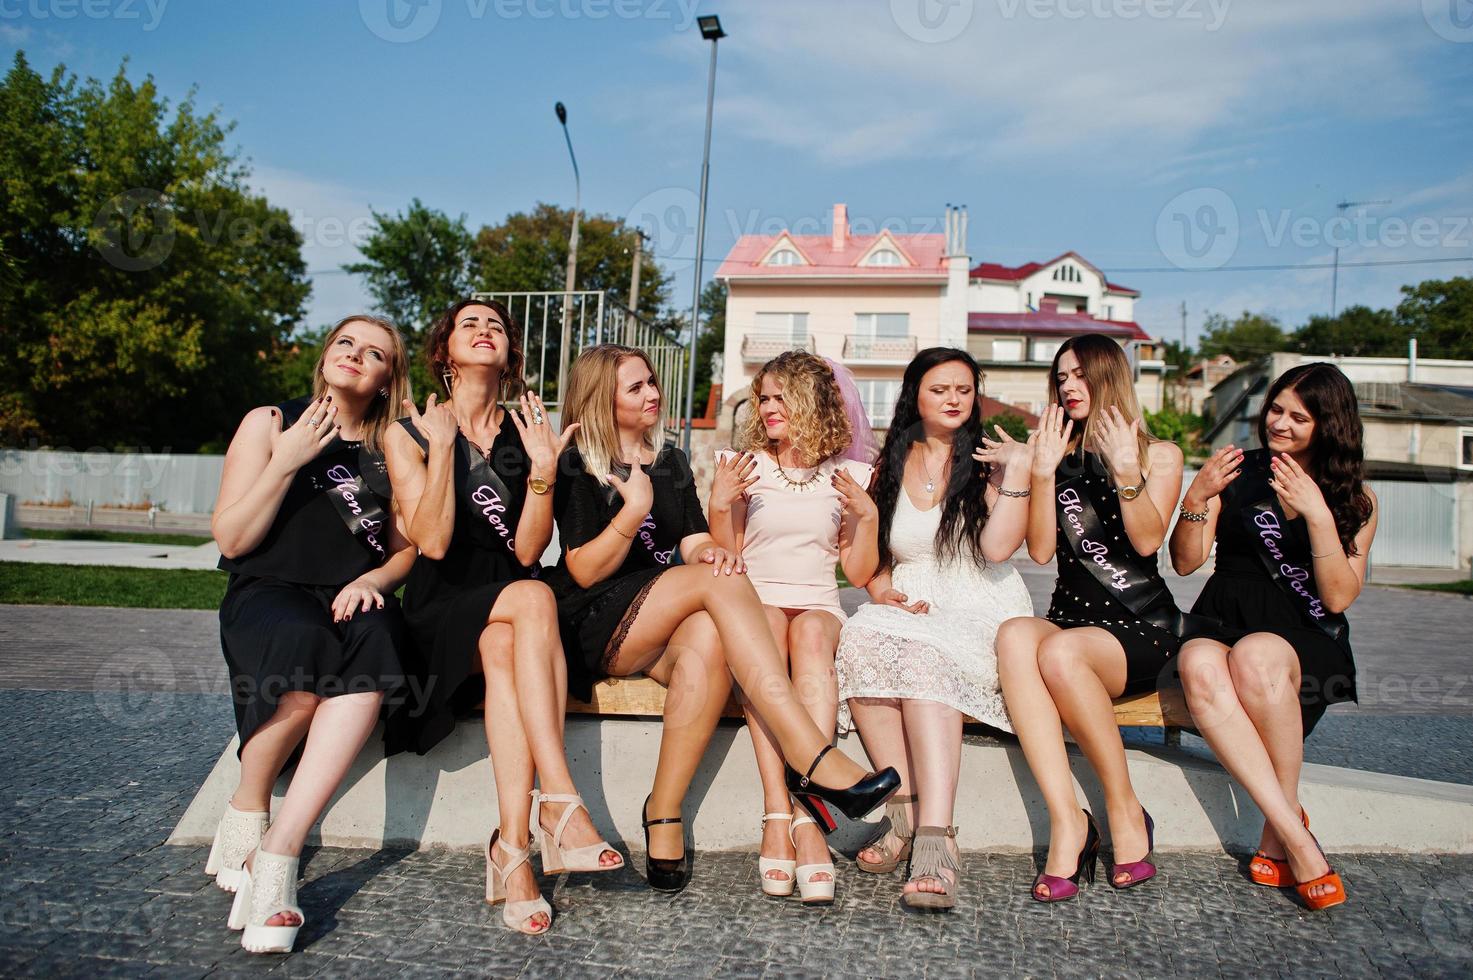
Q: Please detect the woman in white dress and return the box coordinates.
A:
[837,347,1035,910]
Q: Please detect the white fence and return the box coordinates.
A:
[0,449,224,514]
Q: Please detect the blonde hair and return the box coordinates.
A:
[1047,333,1154,473]
[737,351,852,466]
[310,314,412,457]
[563,344,666,486]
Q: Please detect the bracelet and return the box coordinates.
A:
[1311,546,1343,559]
[1178,502,1209,522]
[995,485,1031,498]
[609,522,635,539]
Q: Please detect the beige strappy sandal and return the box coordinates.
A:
[758,811,796,897]
[901,826,958,911]
[857,794,916,874]
[485,829,552,935]
[530,791,624,874]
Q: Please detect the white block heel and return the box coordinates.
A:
[228,848,303,953]
[758,812,795,897]
[204,803,268,893]
[791,813,836,906]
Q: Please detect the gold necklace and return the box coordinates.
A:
[772,451,821,492]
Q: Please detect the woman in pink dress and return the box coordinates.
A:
[708,351,880,905]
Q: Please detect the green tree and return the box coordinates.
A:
[342,198,473,339]
[981,412,1030,441]
[1198,312,1286,361]
[1395,276,1473,359]
[1146,406,1203,457]
[1292,305,1407,356]
[0,53,309,449]
[691,279,727,414]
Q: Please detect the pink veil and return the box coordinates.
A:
[824,356,878,465]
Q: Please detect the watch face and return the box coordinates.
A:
[1120,485,1142,500]
[529,478,550,494]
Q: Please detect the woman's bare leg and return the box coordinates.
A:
[746,606,795,880]
[848,698,915,865]
[898,699,963,896]
[1228,637,1306,861]
[232,692,320,812]
[786,610,842,875]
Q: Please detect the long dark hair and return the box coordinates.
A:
[1256,362,1372,555]
[872,347,991,567]
[424,298,526,398]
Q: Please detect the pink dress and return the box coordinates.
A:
[717,450,874,621]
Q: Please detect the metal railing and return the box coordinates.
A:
[471,290,689,429]
[843,334,918,361]
[740,333,816,361]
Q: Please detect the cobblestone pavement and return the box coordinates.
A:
[1,690,1471,978]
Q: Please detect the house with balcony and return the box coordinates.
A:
[716,205,1164,430]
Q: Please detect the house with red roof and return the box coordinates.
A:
[715,204,1165,430]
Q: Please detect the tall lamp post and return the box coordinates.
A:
[681,14,725,453]
[555,101,581,405]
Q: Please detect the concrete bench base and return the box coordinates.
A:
[169,716,1473,855]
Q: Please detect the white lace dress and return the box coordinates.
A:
[836,490,1033,733]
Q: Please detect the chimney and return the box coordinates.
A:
[1039,297,1060,313]
[832,203,847,251]
[1408,337,1418,382]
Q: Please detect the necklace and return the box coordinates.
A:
[772,451,821,492]
[916,445,948,494]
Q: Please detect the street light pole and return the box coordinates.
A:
[681,15,725,453]
[556,101,581,406]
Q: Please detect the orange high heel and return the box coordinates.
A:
[1249,808,1309,888]
[1292,831,1347,911]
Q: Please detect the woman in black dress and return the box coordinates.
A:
[210,314,416,953]
[995,334,1185,903]
[550,344,900,893]
[1171,363,1377,911]
[384,299,621,936]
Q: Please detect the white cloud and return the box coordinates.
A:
[0,24,33,44]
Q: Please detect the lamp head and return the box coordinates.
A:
[555,102,568,125]
[697,15,725,40]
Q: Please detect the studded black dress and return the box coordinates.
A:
[1044,451,1180,696]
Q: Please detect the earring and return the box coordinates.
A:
[441,371,454,392]
[378,387,388,398]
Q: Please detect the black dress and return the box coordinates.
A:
[1183,449,1357,736]
[1045,451,1181,697]
[217,396,407,754]
[546,445,708,701]
[385,414,537,755]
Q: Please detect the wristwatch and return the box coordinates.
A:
[528,476,553,495]
[1116,474,1146,500]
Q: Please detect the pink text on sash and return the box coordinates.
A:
[325,464,385,557]
[470,484,516,549]
[1252,510,1327,620]
[636,513,674,565]
[1057,487,1130,592]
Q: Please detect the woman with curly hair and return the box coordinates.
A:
[707,351,879,904]
[834,347,1035,911]
[1170,362,1376,911]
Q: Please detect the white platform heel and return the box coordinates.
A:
[758,812,795,897]
[204,803,268,893]
[791,812,836,906]
[227,848,303,954]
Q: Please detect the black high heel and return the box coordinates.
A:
[641,795,692,892]
[785,744,901,832]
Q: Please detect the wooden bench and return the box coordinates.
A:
[567,676,1190,745]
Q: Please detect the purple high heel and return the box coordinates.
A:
[1032,810,1100,903]
[1109,808,1157,889]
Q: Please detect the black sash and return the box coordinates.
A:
[1055,475,1205,637]
[606,459,676,566]
[280,398,391,563]
[1236,473,1348,642]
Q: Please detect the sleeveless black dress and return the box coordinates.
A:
[546,445,707,701]
[384,414,537,756]
[217,396,407,754]
[1183,449,1357,736]
[1045,451,1181,697]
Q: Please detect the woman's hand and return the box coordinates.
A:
[832,467,879,523]
[1094,405,1143,482]
[696,545,746,576]
[875,589,929,615]
[509,392,578,482]
[1183,444,1243,509]
[710,451,758,512]
[402,393,458,449]
[973,424,1035,472]
[268,397,340,475]
[1031,404,1075,477]
[1269,452,1331,523]
[330,576,385,622]
[608,457,655,514]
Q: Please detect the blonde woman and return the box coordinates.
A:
[547,344,899,893]
[384,299,621,936]
[210,315,416,953]
[996,333,1184,903]
[708,351,879,904]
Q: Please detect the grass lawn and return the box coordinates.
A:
[0,561,226,609]
[1400,580,1473,596]
[19,528,213,547]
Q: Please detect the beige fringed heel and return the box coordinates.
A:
[901,826,958,911]
[857,794,915,874]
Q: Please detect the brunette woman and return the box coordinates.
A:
[707,351,879,904]
[210,315,415,953]
[384,299,621,936]
[548,344,899,893]
[836,347,1035,911]
[1170,362,1376,911]
[995,333,1185,903]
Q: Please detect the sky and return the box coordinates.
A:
[4,0,1471,346]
